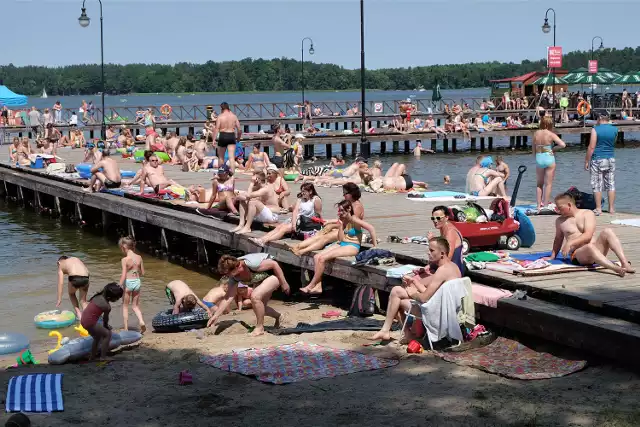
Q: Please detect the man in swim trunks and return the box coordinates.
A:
[370,237,461,342]
[165,280,213,316]
[56,256,91,319]
[139,154,177,194]
[546,193,635,277]
[231,171,281,234]
[466,155,507,197]
[212,102,242,174]
[271,126,290,170]
[84,150,122,192]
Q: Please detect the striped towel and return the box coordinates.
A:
[6,374,64,413]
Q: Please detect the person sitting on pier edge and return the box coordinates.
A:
[250,182,323,247]
[266,164,291,211]
[139,153,177,195]
[165,280,213,316]
[466,155,507,198]
[213,102,242,174]
[84,150,122,193]
[208,254,291,336]
[546,193,634,277]
[299,200,377,296]
[370,237,461,342]
[427,206,464,275]
[231,170,280,235]
[289,182,365,256]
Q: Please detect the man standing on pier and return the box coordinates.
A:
[213,102,242,174]
[271,126,290,171]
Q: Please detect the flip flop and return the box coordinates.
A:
[321,310,342,319]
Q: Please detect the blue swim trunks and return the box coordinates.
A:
[203,301,216,309]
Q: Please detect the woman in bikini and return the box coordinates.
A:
[244,143,270,172]
[289,182,365,256]
[250,183,323,247]
[8,137,25,165]
[206,165,238,214]
[266,165,291,211]
[299,200,377,295]
[360,162,427,192]
[533,116,566,211]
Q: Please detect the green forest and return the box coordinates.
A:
[2,47,640,96]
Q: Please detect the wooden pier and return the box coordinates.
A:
[2,148,640,365]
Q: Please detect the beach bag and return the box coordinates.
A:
[489,198,510,222]
[347,284,379,318]
[566,186,598,210]
[297,216,323,232]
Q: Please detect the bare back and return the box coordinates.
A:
[533,129,556,153]
[100,157,121,182]
[217,111,239,133]
[60,257,89,277]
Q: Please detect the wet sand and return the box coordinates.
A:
[2,301,640,427]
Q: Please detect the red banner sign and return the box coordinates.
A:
[547,46,563,68]
[588,60,598,74]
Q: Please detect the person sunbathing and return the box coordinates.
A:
[266,165,291,211]
[205,165,238,214]
[138,154,177,194]
[424,116,447,137]
[360,162,427,192]
[546,193,634,277]
[231,171,280,234]
[466,155,506,197]
[370,237,461,342]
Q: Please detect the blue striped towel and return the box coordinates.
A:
[6,374,64,413]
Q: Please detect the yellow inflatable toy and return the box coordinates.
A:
[74,325,89,337]
[48,331,63,354]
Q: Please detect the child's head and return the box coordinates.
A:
[443,175,451,185]
[181,294,197,310]
[119,236,136,252]
[373,160,382,169]
[91,282,124,302]
[237,285,249,297]
[495,156,504,165]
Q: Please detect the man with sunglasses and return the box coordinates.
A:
[139,154,176,195]
[427,206,464,275]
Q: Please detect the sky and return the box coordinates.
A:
[1,0,639,70]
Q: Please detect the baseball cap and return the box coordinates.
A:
[217,164,231,174]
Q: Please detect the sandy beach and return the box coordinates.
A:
[2,300,640,427]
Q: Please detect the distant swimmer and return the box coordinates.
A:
[213,102,242,174]
[56,256,91,319]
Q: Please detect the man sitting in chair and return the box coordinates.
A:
[370,237,461,342]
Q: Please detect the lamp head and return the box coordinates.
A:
[598,41,604,51]
[309,44,315,55]
[541,19,551,34]
[78,8,90,28]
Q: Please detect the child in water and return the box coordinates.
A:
[118,237,146,333]
[80,282,123,361]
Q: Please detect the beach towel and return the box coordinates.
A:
[415,278,468,343]
[612,218,640,227]
[272,318,400,336]
[386,264,421,278]
[472,284,513,308]
[6,373,64,413]
[200,342,398,384]
[435,337,586,380]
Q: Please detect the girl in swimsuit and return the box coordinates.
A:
[206,165,238,214]
[533,116,566,210]
[118,236,146,333]
[266,166,291,211]
[8,137,21,164]
[245,143,269,172]
[80,282,123,361]
[299,200,377,295]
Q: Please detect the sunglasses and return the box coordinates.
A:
[150,159,159,163]
[431,216,445,222]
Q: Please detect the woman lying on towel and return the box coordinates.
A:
[360,162,428,192]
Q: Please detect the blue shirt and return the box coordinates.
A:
[593,124,617,160]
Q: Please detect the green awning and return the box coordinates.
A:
[612,72,640,84]
[532,75,568,85]
[572,74,612,84]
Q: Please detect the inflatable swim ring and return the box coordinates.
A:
[160,104,173,117]
[577,101,591,116]
[152,308,209,333]
[75,163,93,179]
[120,170,136,178]
[34,310,76,329]
[154,151,170,162]
[284,173,299,182]
[0,332,30,355]
[48,330,142,365]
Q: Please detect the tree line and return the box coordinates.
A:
[2,47,640,96]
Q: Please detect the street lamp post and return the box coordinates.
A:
[301,37,314,109]
[78,0,105,141]
[542,8,556,121]
[359,0,369,157]
[591,36,604,111]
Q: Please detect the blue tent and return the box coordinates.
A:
[0,85,28,107]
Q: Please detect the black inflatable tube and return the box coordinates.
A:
[152,308,209,333]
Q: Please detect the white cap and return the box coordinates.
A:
[294,133,306,139]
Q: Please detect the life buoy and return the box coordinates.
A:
[577,101,591,116]
[160,104,172,117]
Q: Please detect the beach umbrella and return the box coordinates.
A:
[432,83,442,102]
[532,75,568,85]
[0,85,28,107]
[612,72,640,85]
[597,67,622,80]
[571,74,611,85]
[563,67,588,83]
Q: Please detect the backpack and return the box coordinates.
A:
[489,198,510,222]
[566,186,599,210]
[347,285,379,317]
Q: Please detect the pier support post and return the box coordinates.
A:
[101,211,112,232]
[34,191,41,210]
[189,126,195,136]
[54,197,61,216]
[470,138,477,151]
[160,229,169,254]
[509,136,516,149]
[128,218,136,239]
[488,137,494,151]
[341,144,347,157]
[380,141,387,154]
[431,139,437,152]
[308,144,315,158]
[243,125,249,134]
[452,139,457,153]
[443,139,449,153]
[263,146,269,157]
[404,140,410,153]
[75,203,83,223]
[335,122,339,131]
[352,143,358,156]
[17,186,24,203]
[393,141,400,153]
[0,180,6,197]
[515,136,522,149]
[359,142,371,158]
[89,130,94,140]
[197,238,209,266]
[618,131,625,145]
[325,144,332,159]
[522,136,528,149]
[480,137,485,152]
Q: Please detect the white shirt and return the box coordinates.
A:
[69,115,78,125]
